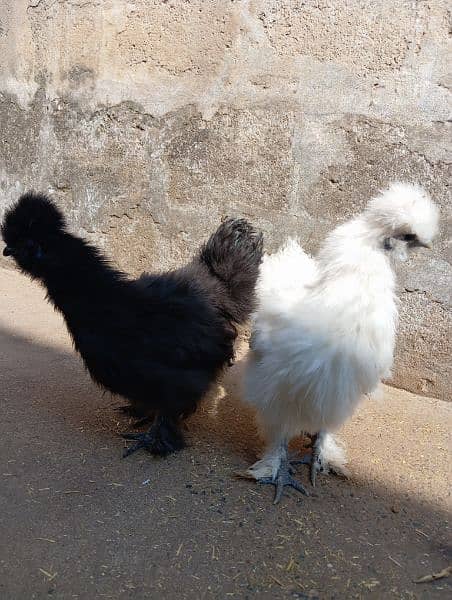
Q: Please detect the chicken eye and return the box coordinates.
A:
[402,233,417,242]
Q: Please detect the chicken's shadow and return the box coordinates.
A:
[2,325,451,598]
[0,325,261,463]
[188,353,263,463]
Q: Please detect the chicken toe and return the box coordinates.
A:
[291,431,348,486]
[259,455,308,504]
[122,415,185,458]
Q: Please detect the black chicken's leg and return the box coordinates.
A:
[122,414,185,458]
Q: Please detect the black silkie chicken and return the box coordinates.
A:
[2,192,263,457]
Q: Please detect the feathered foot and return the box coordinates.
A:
[249,442,308,504]
[291,431,349,486]
[122,414,185,458]
[305,435,323,487]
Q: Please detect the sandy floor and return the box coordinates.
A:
[0,265,450,599]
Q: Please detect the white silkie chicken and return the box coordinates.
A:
[243,182,439,503]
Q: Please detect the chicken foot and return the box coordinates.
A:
[122,414,185,458]
[259,441,308,504]
[291,431,343,486]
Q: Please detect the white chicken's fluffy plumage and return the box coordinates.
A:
[243,183,439,490]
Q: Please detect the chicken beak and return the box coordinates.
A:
[3,246,14,257]
[418,241,432,249]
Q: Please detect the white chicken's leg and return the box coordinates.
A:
[247,439,308,504]
[309,431,326,486]
[292,430,349,486]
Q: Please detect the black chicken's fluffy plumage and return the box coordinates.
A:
[2,192,263,456]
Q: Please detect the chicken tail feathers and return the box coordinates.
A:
[199,218,263,324]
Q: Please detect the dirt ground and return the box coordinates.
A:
[0,265,450,599]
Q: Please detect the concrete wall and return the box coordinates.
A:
[0,0,450,399]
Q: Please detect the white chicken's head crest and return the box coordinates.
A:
[365,182,439,247]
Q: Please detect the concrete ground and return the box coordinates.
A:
[0,265,450,599]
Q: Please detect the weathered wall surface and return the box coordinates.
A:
[0,1,450,399]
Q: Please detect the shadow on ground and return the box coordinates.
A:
[0,325,450,600]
